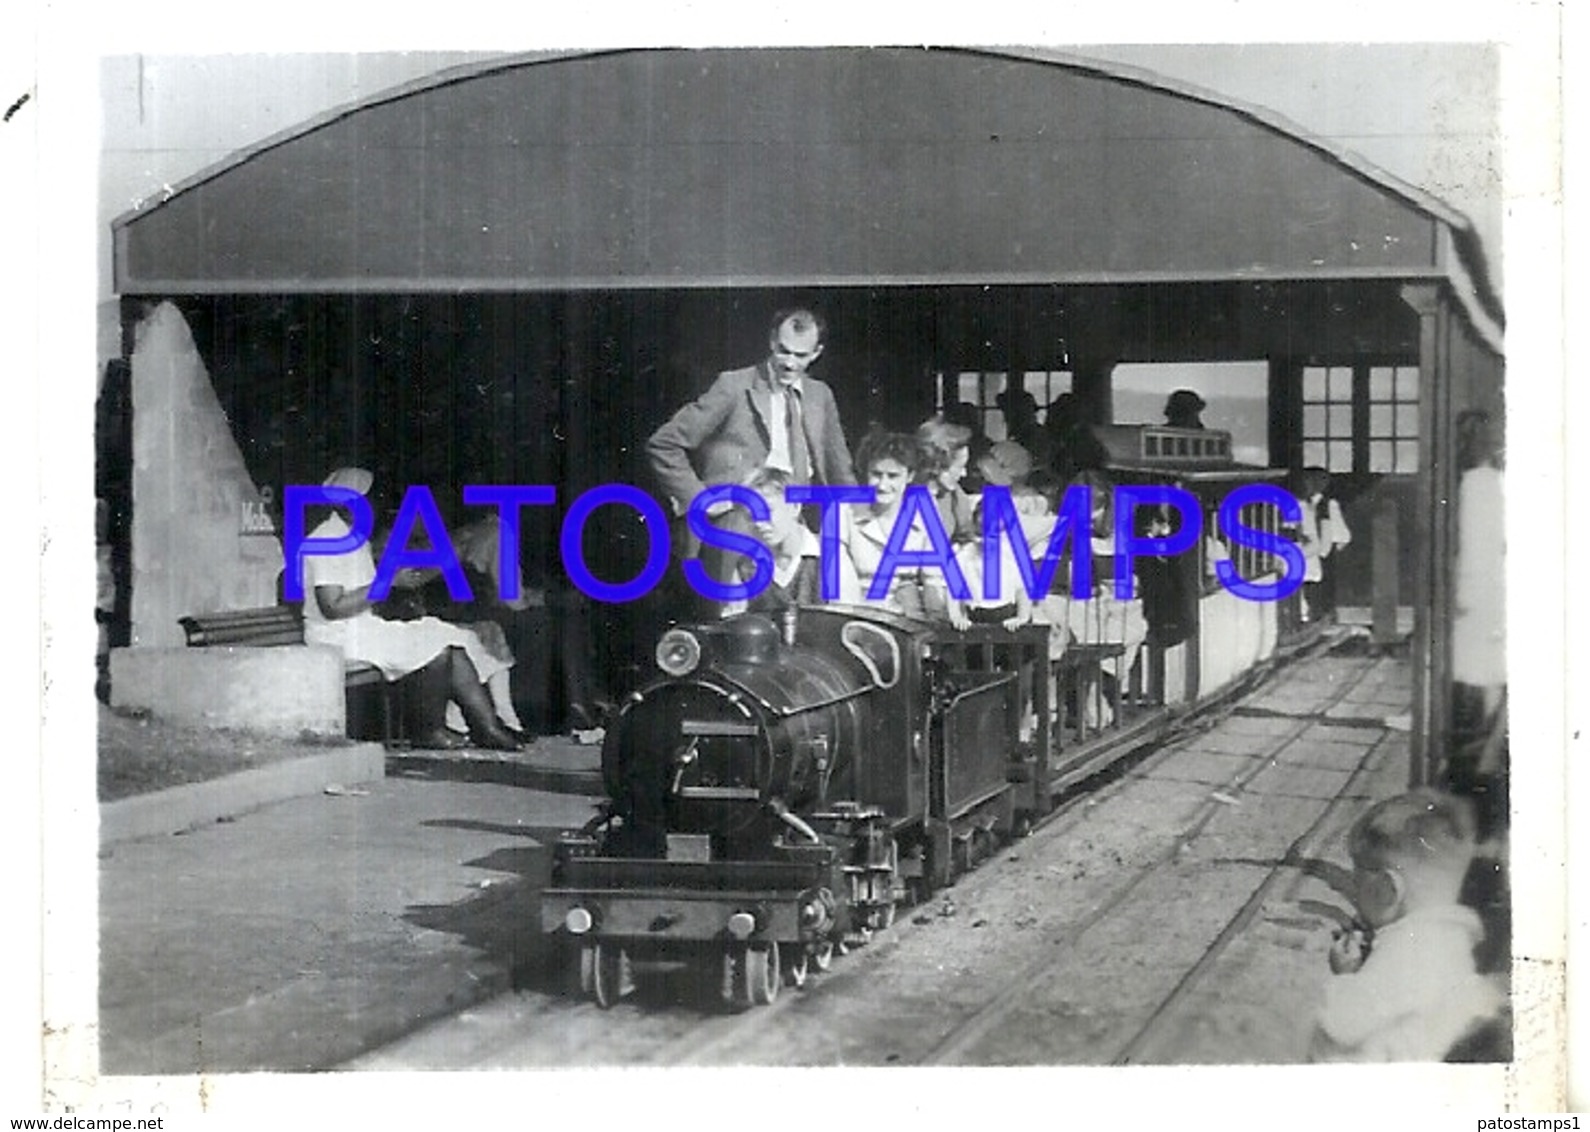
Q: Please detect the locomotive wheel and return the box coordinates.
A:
[872,840,900,930]
[745,942,780,1006]
[783,947,809,989]
[576,942,597,996]
[839,925,872,953]
[591,942,630,1009]
[811,940,835,972]
[973,827,995,866]
[727,942,781,1008]
[951,835,972,877]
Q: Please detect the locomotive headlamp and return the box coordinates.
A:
[564,907,594,935]
[726,911,757,940]
[656,628,703,676]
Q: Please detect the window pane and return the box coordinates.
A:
[1303,440,1328,468]
[1303,367,1328,401]
[1395,366,1419,400]
[1329,440,1354,471]
[1329,404,1353,437]
[1370,405,1394,436]
[958,373,981,407]
[1396,404,1420,437]
[1395,440,1419,472]
[1370,366,1395,400]
[1370,440,1395,472]
[1303,403,1326,436]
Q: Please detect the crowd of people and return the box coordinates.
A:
[298,307,1176,752]
[643,308,1187,726]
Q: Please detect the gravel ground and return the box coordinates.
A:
[97,703,353,802]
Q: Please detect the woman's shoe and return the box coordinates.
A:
[410,727,471,751]
[470,721,524,752]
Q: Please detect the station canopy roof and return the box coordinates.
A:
[112,47,1501,334]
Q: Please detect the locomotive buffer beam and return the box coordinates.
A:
[543,855,848,945]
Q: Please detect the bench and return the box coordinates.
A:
[178,606,394,741]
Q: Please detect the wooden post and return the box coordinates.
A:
[1400,283,1454,788]
[1072,356,1115,426]
[1371,496,1400,646]
[1267,357,1302,470]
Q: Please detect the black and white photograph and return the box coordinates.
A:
[11,2,1574,1122]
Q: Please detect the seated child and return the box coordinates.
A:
[1310,789,1508,1062]
[948,478,1072,630]
[723,467,861,616]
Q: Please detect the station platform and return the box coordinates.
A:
[91,635,1503,1082]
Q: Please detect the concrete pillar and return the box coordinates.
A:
[129,302,284,648]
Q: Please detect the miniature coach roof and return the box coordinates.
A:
[111,47,1502,346]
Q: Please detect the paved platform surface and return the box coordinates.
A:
[96,640,1498,1079]
[99,777,601,1074]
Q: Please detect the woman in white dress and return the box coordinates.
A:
[302,467,520,751]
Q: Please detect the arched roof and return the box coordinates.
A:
[112,47,1502,339]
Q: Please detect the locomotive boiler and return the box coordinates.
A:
[541,604,1022,1009]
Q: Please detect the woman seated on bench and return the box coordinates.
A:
[301,467,521,751]
[395,511,532,739]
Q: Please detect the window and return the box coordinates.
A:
[1301,362,1419,474]
[937,370,1072,440]
[1301,365,1354,472]
[1367,365,1421,473]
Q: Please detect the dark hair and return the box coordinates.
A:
[768,307,826,344]
[996,387,1040,422]
[855,429,923,480]
[1349,789,1475,872]
[1299,466,1331,498]
[1025,468,1065,510]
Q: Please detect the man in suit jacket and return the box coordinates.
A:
[647,308,857,593]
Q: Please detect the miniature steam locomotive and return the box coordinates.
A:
[541,604,1025,1008]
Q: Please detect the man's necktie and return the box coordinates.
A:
[786,386,812,484]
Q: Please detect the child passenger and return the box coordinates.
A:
[1310,789,1507,1062]
[722,467,861,616]
[954,477,1068,636]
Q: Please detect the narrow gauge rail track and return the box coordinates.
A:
[348,637,1395,1069]
[923,654,1389,1066]
[651,646,1391,1068]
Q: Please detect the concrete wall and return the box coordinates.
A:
[109,645,345,738]
[129,302,283,647]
